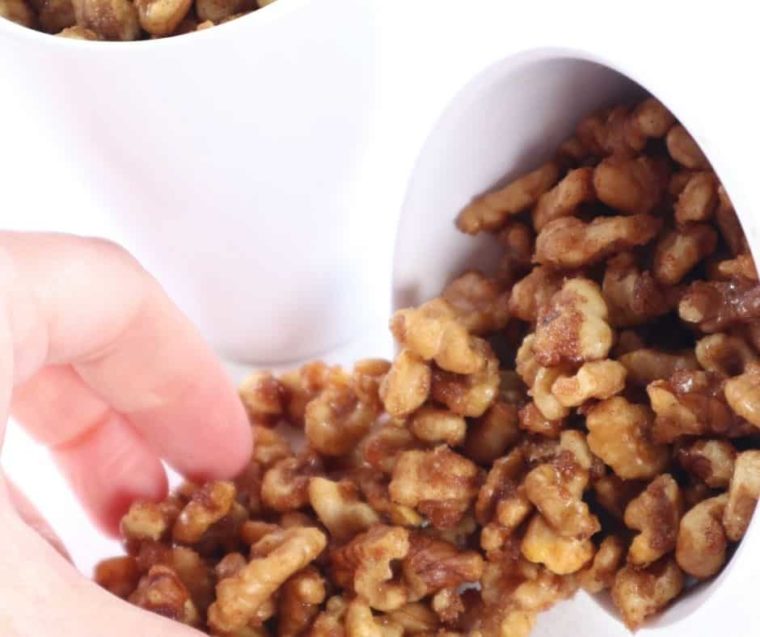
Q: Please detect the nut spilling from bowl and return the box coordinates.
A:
[95,97,760,635]
[0,0,274,40]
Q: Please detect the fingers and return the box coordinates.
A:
[0,232,251,482]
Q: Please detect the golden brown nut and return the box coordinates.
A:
[310,596,347,637]
[172,481,236,544]
[379,350,431,417]
[71,0,139,39]
[593,155,665,214]
[714,253,758,281]
[362,422,418,475]
[624,474,682,567]
[533,278,612,367]
[696,333,757,376]
[209,527,326,633]
[675,439,736,488]
[675,171,718,223]
[278,361,341,427]
[534,214,662,269]
[308,477,379,542]
[676,494,728,579]
[611,559,684,629]
[456,161,560,234]
[575,105,647,157]
[345,597,403,637]
[579,535,626,594]
[586,397,668,480]
[508,266,563,323]
[94,556,141,599]
[666,124,709,169]
[388,602,439,633]
[250,425,292,468]
[409,407,466,446]
[532,167,595,231]
[430,342,500,417]
[518,401,564,439]
[520,514,595,575]
[277,567,326,637]
[239,371,286,425]
[121,498,181,544]
[618,348,699,386]
[725,363,760,428]
[462,400,520,464]
[0,0,35,25]
[56,23,99,37]
[551,360,626,407]
[261,453,322,513]
[130,565,200,626]
[723,450,760,541]
[441,271,511,334]
[632,98,676,138]
[474,448,529,525]
[652,224,717,285]
[529,365,571,420]
[134,0,190,35]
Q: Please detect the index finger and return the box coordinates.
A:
[0,232,251,480]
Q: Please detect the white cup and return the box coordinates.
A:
[0,0,377,364]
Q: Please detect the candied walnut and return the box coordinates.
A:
[676,494,728,579]
[71,0,139,39]
[534,214,662,269]
[680,279,760,332]
[195,0,252,22]
[431,588,464,625]
[310,595,347,637]
[529,365,570,421]
[602,253,672,327]
[261,453,323,513]
[121,498,181,544]
[441,271,511,334]
[518,401,563,439]
[402,533,484,601]
[239,371,286,425]
[345,598,403,637]
[475,449,529,525]
[409,407,466,446]
[592,476,645,520]
[57,24,99,37]
[388,602,439,633]
[575,105,647,157]
[362,423,418,474]
[209,527,326,633]
[533,278,613,367]
[351,359,391,406]
[392,299,487,374]
[430,343,500,417]
[611,559,684,630]
[624,474,682,567]
[586,397,668,480]
[532,167,595,231]
[515,333,540,387]
[676,439,736,488]
[330,525,410,611]
[0,0,35,25]
[666,124,709,170]
[723,450,760,541]
[130,565,199,626]
[456,161,560,234]
[215,552,247,580]
[173,481,235,544]
[551,360,626,407]
[520,514,595,575]
[620,349,700,386]
[579,535,626,594]
[389,447,481,528]
[714,254,758,281]
[277,567,326,637]
[308,477,379,542]
[508,266,563,324]
[715,186,748,256]
[557,135,589,163]
[251,425,292,469]
[279,361,342,427]
[305,384,378,457]
[94,556,140,599]
[379,350,431,417]
[647,370,753,443]
[134,0,190,35]
[725,363,760,428]
[463,400,520,464]
[653,224,717,285]
[696,333,757,376]
[593,155,665,214]
[632,98,676,138]
[497,222,534,268]
[675,171,718,223]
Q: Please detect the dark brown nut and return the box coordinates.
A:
[508,266,563,323]
[676,494,728,579]
[611,559,684,629]
[402,533,484,601]
[0,0,35,25]
[129,565,199,626]
[379,350,431,417]
[533,278,612,367]
[676,439,736,488]
[209,527,326,633]
[669,170,695,198]
[557,135,589,163]
[653,224,717,285]
[579,535,626,594]
[575,105,646,157]
[261,453,323,513]
[714,254,758,281]
[463,400,520,464]
[30,0,76,32]
[715,185,748,255]
[696,333,757,376]
[624,474,683,567]
[675,171,718,223]
[520,514,595,575]
[632,98,676,138]
[534,214,662,269]
[308,477,379,542]
[389,447,481,529]
[474,448,530,525]
[551,360,626,407]
[532,167,595,231]
[409,407,466,446]
[592,475,645,520]
[725,363,760,428]
[94,556,141,599]
[586,397,669,480]
[430,342,500,417]
[56,24,98,37]
[593,155,665,214]
[441,271,511,334]
[72,0,139,40]
[277,567,326,637]
[239,371,286,425]
[723,450,760,541]
[666,124,709,169]
[518,401,564,439]
[195,0,252,22]
[362,422,418,474]
[497,222,534,268]
[456,161,560,234]
[330,524,410,611]
[618,348,699,386]
[172,481,236,544]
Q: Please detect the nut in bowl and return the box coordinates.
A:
[89,51,760,636]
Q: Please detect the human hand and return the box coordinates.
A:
[0,232,252,636]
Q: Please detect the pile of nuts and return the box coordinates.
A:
[0,0,273,40]
[94,97,760,636]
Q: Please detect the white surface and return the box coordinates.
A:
[2,0,760,634]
